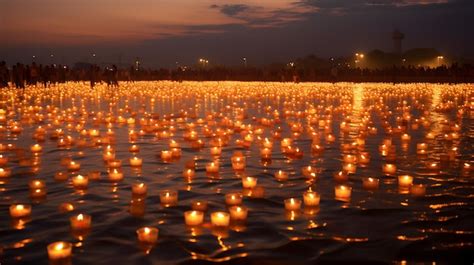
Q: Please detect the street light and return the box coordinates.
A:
[242,57,247,67]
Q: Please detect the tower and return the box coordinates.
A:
[392,29,404,54]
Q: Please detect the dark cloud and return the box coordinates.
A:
[212,4,252,17]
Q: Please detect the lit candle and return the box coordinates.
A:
[47,241,72,260]
[335,185,352,202]
[398,175,413,188]
[160,190,178,206]
[70,213,91,230]
[132,182,147,196]
[260,148,272,159]
[29,179,45,189]
[30,144,42,153]
[102,151,115,161]
[9,204,31,218]
[129,144,140,153]
[343,163,356,174]
[303,191,320,207]
[211,211,230,227]
[108,169,124,182]
[225,192,243,206]
[183,168,195,179]
[68,161,81,171]
[401,133,411,141]
[130,157,143,167]
[358,152,370,164]
[410,184,426,197]
[107,159,122,168]
[206,161,219,173]
[333,170,349,182]
[30,188,47,198]
[343,154,357,164]
[0,167,11,178]
[184,210,204,226]
[72,175,88,189]
[136,227,159,244]
[161,150,172,161]
[382,163,397,175]
[242,176,257,189]
[210,146,222,156]
[231,155,246,170]
[362,177,379,190]
[0,154,8,166]
[229,206,248,221]
[274,170,288,181]
[191,200,208,212]
[284,198,302,211]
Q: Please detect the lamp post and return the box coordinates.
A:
[437,56,444,67]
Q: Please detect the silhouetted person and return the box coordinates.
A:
[0,61,9,88]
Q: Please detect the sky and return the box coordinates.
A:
[0,0,472,67]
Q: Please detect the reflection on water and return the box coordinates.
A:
[0,81,473,264]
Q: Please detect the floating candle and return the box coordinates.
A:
[184,210,204,226]
[136,227,159,244]
[30,144,42,153]
[68,161,81,171]
[225,192,243,206]
[303,191,320,207]
[132,182,147,196]
[160,190,178,206]
[191,200,208,212]
[284,198,302,211]
[211,211,230,227]
[335,185,352,202]
[183,168,195,179]
[130,156,143,167]
[410,184,426,197]
[10,204,32,218]
[362,177,379,190]
[382,163,397,175]
[72,175,88,189]
[161,150,172,161]
[231,155,246,170]
[108,169,124,182]
[398,175,413,188]
[70,213,91,230]
[206,161,219,173]
[0,167,11,178]
[274,170,288,181]
[229,206,248,221]
[242,176,257,189]
[47,241,72,261]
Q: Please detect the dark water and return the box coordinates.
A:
[0,82,473,265]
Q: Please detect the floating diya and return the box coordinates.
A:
[47,241,72,261]
[333,170,349,182]
[0,154,8,166]
[108,168,124,182]
[191,200,208,212]
[183,168,195,179]
[70,213,91,230]
[10,204,32,218]
[30,144,42,153]
[274,170,289,181]
[242,176,257,189]
[160,190,178,206]
[184,210,204,226]
[225,192,243,206]
[362,177,380,190]
[67,161,81,171]
[398,175,413,188]
[129,144,140,153]
[335,185,352,202]
[161,150,172,161]
[71,175,88,189]
[410,184,426,197]
[382,163,397,175]
[284,198,302,211]
[0,167,11,178]
[136,227,159,244]
[211,211,230,227]
[229,206,248,221]
[231,153,246,170]
[129,156,143,167]
[205,161,219,173]
[132,182,147,196]
[303,191,320,207]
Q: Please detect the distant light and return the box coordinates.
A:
[437,56,444,59]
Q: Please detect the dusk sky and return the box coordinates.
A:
[0,0,472,67]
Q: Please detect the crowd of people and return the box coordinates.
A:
[1,60,473,89]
